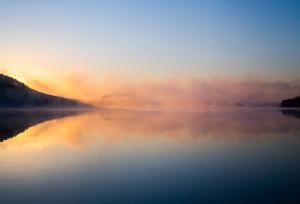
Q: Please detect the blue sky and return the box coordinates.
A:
[0,0,299,80]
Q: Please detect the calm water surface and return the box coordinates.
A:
[0,109,299,204]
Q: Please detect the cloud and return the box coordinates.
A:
[94,78,300,108]
[1,68,299,107]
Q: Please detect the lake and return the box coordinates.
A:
[0,108,299,204]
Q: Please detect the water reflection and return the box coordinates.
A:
[95,109,300,140]
[0,109,299,204]
[0,110,84,142]
[281,109,300,120]
[0,108,300,149]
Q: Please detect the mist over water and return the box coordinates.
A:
[0,108,299,204]
[1,0,300,203]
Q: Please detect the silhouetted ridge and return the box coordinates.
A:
[0,74,89,108]
[96,92,160,108]
[281,96,300,108]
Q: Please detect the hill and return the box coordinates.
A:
[0,74,89,108]
[96,92,160,109]
[281,96,300,108]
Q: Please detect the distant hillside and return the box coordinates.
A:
[0,74,89,108]
[281,96,300,108]
[96,93,160,109]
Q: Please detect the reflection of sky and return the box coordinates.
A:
[0,0,300,80]
[0,109,300,203]
[0,109,299,175]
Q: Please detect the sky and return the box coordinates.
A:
[0,0,299,103]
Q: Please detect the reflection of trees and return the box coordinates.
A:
[281,109,300,120]
[0,110,84,142]
[2,109,300,147]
